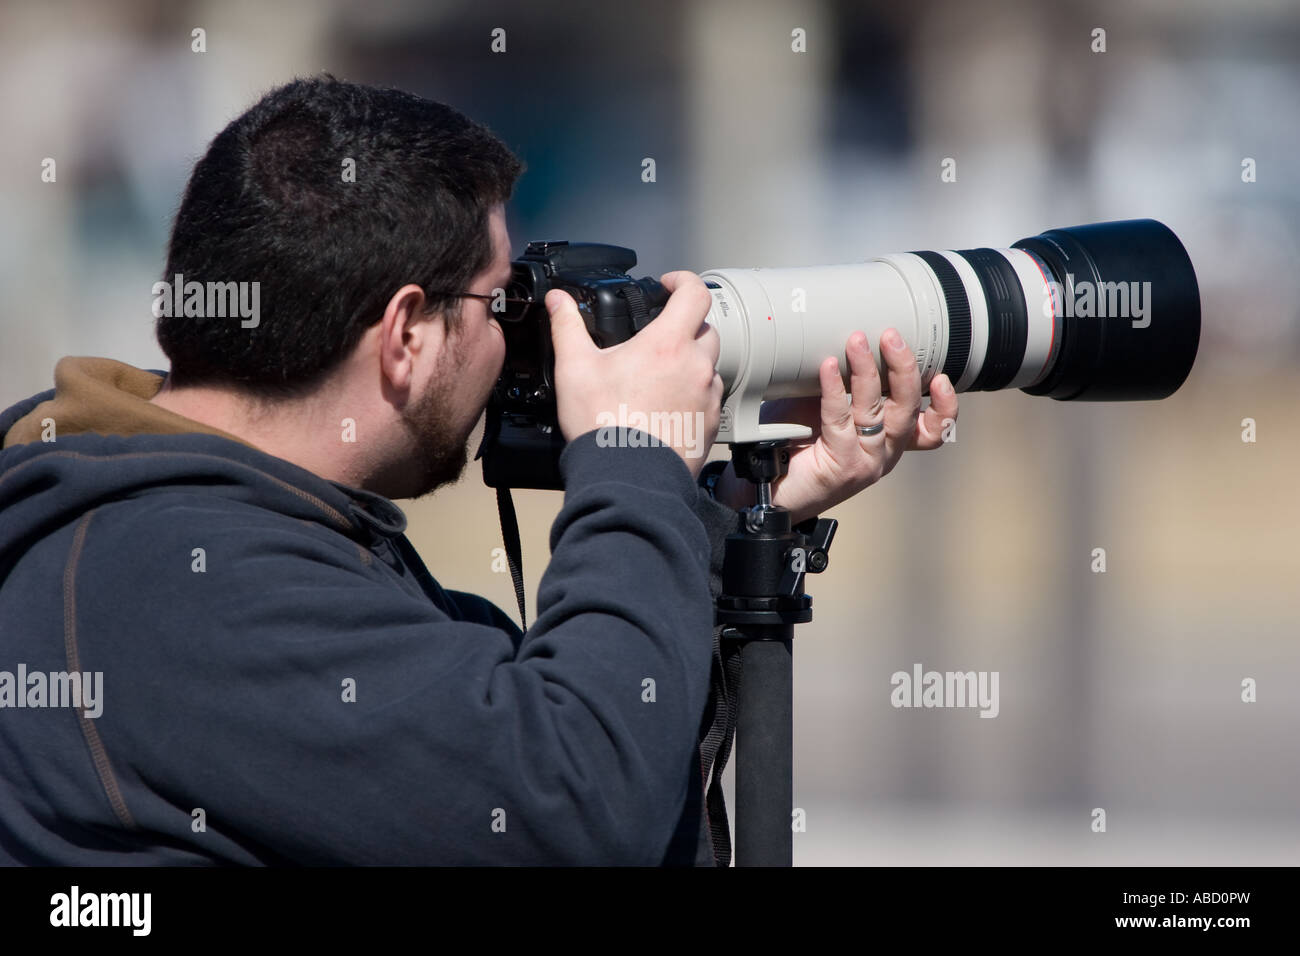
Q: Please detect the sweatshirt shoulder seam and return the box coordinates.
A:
[63,508,137,831]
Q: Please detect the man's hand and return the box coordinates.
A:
[714,328,959,524]
[547,271,723,479]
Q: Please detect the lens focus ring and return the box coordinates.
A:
[955,248,1028,392]
[912,250,971,385]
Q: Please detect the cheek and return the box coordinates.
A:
[486,324,506,378]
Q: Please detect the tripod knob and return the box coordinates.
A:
[794,517,838,573]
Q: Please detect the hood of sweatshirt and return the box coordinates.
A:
[0,357,410,553]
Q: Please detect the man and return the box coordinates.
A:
[0,77,958,865]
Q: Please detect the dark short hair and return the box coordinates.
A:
[155,75,524,396]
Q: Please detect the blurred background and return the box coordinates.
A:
[2,0,1297,865]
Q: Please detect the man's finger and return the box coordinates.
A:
[910,373,959,450]
[695,318,721,369]
[653,271,716,341]
[846,331,882,421]
[546,288,595,359]
[879,328,923,440]
[817,355,853,432]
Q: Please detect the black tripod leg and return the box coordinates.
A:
[735,624,793,866]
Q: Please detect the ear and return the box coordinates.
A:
[377,284,446,395]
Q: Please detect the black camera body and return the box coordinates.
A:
[478,240,669,491]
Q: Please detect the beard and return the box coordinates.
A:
[398,368,474,499]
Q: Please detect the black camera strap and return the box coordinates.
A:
[495,487,529,631]
[700,623,741,866]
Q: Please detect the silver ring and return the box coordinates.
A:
[855,422,885,437]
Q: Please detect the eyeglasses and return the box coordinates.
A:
[426,288,535,322]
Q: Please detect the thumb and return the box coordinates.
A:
[546,289,594,359]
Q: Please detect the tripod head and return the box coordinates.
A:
[719,440,837,617]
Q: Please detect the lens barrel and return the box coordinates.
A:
[1011,219,1201,401]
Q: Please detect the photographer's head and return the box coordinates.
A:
[151,75,523,499]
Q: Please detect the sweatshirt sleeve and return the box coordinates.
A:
[72,430,719,865]
[690,480,746,601]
